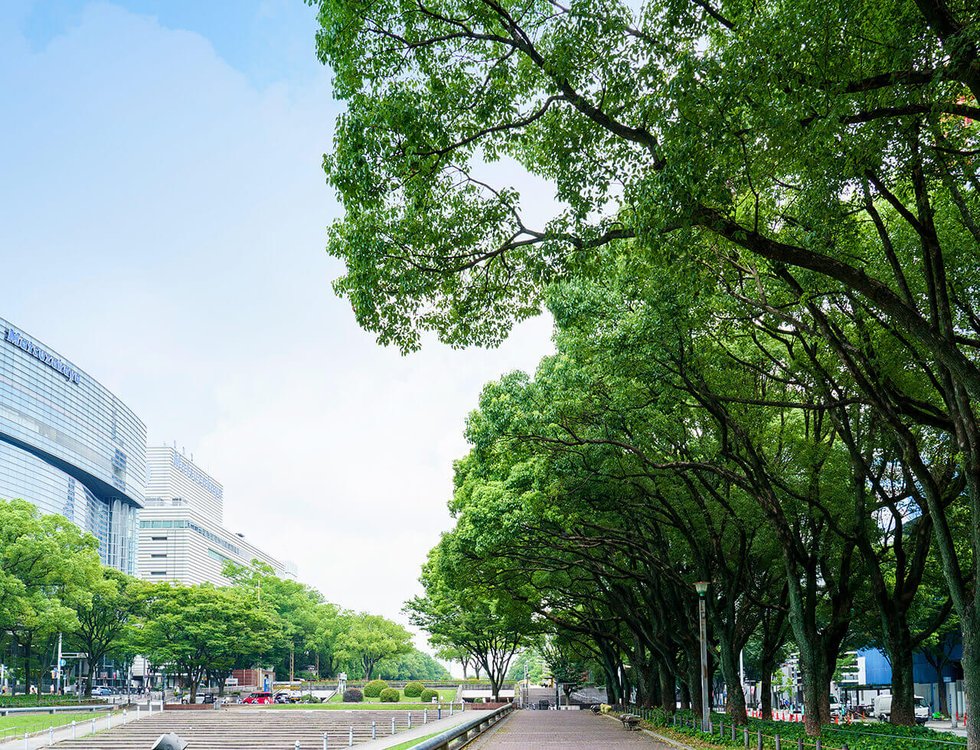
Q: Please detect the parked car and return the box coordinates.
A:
[873,694,930,724]
[181,693,215,704]
[93,687,114,696]
[243,691,274,705]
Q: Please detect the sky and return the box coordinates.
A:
[0,0,555,655]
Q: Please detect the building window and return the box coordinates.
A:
[149,571,166,576]
[150,536,167,541]
[150,553,167,558]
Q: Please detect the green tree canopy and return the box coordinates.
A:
[334,613,413,681]
[128,583,282,701]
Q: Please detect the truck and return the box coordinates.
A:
[872,694,930,724]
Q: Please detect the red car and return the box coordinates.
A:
[242,692,274,705]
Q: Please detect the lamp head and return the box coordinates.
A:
[694,581,709,597]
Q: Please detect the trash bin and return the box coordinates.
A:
[538,699,550,710]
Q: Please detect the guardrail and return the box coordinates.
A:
[413,703,514,750]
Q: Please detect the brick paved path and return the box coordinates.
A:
[467,710,678,749]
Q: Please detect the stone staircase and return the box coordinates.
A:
[54,709,441,750]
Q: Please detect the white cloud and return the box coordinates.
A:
[0,2,555,640]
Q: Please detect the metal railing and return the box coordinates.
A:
[412,703,514,750]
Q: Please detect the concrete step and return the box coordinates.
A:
[53,710,440,750]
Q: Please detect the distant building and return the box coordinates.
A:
[0,316,145,573]
[137,445,294,584]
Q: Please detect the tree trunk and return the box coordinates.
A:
[646,659,661,708]
[798,647,825,737]
[22,638,32,698]
[658,661,675,713]
[490,673,501,702]
[605,674,618,705]
[761,669,773,720]
[717,630,748,724]
[961,614,980,750]
[619,662,630,706]
[686,656,703,720]
[888,621,917,725]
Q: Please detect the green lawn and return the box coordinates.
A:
[0,711,118,741]
[267,700,457,711]
[388,730,442,749]
[325,689,457,705]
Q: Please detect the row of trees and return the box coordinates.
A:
[412,257,962,730]
[310,0,980,743]
[0,500,446,699]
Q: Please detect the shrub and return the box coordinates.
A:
[342,689,363,703]
[403,681,424,698]
[419,689,439,703]
[379,688,400,703]
[364,680,388,698]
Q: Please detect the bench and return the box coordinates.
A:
[619,713,641,730]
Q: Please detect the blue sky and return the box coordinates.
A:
[16,0,319,88]
[0,0,554,641]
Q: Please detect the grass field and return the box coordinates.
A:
[388,730,442,749]
[268,696,458,711]
[330,689,457,704]
[0,711,118,741]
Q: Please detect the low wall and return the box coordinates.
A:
[466,702,511,710]
[163,703,216,711]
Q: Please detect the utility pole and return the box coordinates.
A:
[56,633,63,694]
[695,582,711,731]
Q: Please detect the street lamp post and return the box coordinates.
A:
[695,582,710,732]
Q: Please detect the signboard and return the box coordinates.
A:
[4,328,81,384]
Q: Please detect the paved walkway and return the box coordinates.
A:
[467,711,680,749]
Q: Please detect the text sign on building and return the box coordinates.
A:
[173,452,223,499]
[4,328,81,384]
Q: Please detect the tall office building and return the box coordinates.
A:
[0,317,145,573]
[138,445,294,584]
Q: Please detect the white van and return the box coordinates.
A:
[873,694,930,724]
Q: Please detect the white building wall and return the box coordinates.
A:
[145,446,223,522]
[136,447,293,586]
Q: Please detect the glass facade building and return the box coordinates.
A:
[0,316,145,573]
